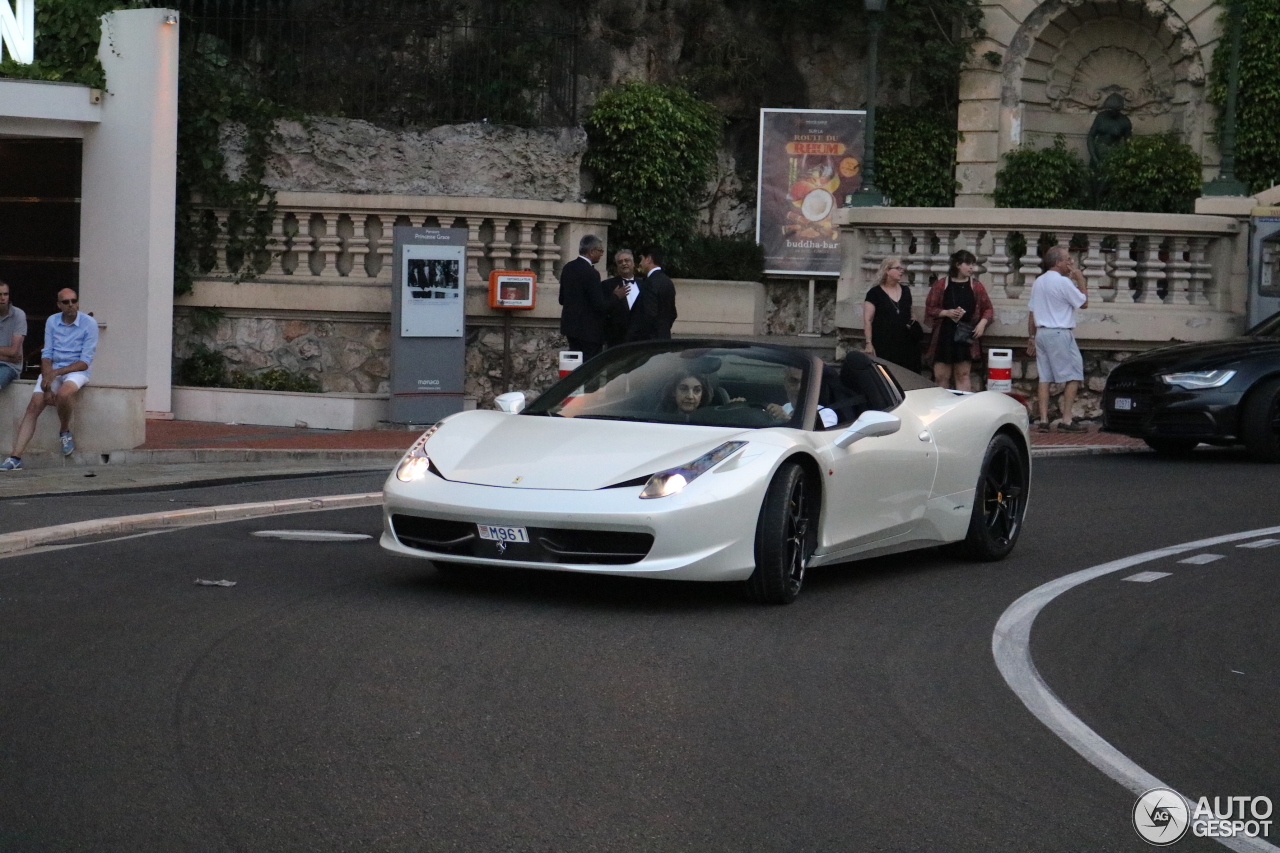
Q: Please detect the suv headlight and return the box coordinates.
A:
[1158,369,1236,389]
[395,423,443,482]
[639,441,747,499]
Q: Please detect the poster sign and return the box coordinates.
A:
[390,227,467,423]
[401,230,466,337]
[756,108,866,276]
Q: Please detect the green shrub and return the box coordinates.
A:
[1208,0,1280,193]
[1095,135,1202,214]
[228,368,322,393]
[875,107,958,207]
[669,234,764,282]
[993,137,1090,209]
[175,345,228,387]
[584,83,722,253]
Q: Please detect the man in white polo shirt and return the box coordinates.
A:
[1,289,98,469]
[1027,246,1088,432]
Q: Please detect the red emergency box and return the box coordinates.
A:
[488,270,537,309]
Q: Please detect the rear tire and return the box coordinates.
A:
[745,462,818,605]
[1241,377,1280,463]
[956,433,1028,561]
[1143,436,1199,456]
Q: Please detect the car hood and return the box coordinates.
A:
[419,410,757,491]
[1116,337,1280,373]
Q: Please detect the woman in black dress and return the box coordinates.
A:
[924,249,994,391]
[862,255,921,372]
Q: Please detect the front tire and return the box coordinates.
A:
[745,462,818,605]
[1241,377,1280,463]
[1144,436,1199,456]
[957,433,1028,561]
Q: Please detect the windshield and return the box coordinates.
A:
[1246,311,1280,338]
[524,342,814,429]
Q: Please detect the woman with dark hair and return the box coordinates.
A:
[862,255,921,372]
[924,249,994,392]
[660,370,712,417]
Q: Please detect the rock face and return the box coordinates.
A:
[222,119,589,203]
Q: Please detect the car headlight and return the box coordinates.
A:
[1158,369,1237,389]
[639,441,747,500]
[395,423,443,482]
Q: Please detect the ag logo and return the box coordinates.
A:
[1134,788,1190,845]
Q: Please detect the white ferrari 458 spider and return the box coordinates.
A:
[381,341,1031,603]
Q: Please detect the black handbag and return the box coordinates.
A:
[906,319,925,342]
[953,320,976,344]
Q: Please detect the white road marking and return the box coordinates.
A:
[1179,553,1225,565]
[993,524,1280,853]
[1122,571,1171,582]
[1237,538,1280,549]
[252,530,372,542]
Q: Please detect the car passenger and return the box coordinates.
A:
[660,370,713,418]
[767,366,837,428]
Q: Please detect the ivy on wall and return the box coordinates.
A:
[0,0,280,295]
[874,107,958,207]
[583,82,722,255]
[1208,0,1280,193]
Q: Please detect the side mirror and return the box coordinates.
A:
[834,410,901,448]
[495,391,526,414]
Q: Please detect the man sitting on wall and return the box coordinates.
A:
[1,289,99,470]
[0,280,26,391]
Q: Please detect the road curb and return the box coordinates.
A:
[1030,445,1147,457]
[14,448,406,469]
[0,492,383,557]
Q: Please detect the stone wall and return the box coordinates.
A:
[764,280,837,336]
[222,119,589,203]
[173,311,569,409]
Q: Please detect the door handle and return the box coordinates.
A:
[918,430,932,442]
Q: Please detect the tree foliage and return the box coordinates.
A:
[584,82,722,254]
[875,106,958,207]
[993,137,1090,209]
[1208,0,1280,193]
[1095,135,1201,214]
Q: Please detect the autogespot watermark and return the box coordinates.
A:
[1133,788,1273,845]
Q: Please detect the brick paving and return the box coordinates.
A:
[142,418,1146,451]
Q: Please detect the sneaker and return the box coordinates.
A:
[59,431,74,456]
[1060,420,1089,433]
[0,456,22,470]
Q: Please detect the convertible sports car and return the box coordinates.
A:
[1102,310,1280,461]
[381,341,1032,604]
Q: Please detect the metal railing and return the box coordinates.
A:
[169,0,580,127]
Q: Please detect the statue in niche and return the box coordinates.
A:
[1087,92,1133,168]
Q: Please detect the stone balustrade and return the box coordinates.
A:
[834,206,1247,345]
[196,190,616,295]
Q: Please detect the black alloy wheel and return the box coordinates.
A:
[1144,436,1200,456]
[746,461,818,605]
[958,433,1028,561]
[1242,376,1280,463]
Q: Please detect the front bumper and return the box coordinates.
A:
[1101,376,1241,442]
[380,464,773,582]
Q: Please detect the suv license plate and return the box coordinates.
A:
[1113,397,1133,411]
[478,524,529,544]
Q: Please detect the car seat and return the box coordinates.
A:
[839,351,896,412]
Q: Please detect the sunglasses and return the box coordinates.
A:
[58,298,79,305]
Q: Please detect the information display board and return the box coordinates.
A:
[756,108,866,276]
[390,227,467,423]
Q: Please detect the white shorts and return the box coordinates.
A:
[33,372,90,397]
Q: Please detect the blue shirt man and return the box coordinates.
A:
[2,289,98,469]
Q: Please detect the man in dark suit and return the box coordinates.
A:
[601,247,639,349]
[627,245,678,342]
[557,234,609,359]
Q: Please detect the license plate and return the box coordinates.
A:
[1113,397,1133,411]
[477,524,529,544]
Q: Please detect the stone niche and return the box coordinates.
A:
[956,0,1221,207]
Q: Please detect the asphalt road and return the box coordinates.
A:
[0,453,1276,852]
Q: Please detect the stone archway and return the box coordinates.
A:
[955,0,1221,208]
